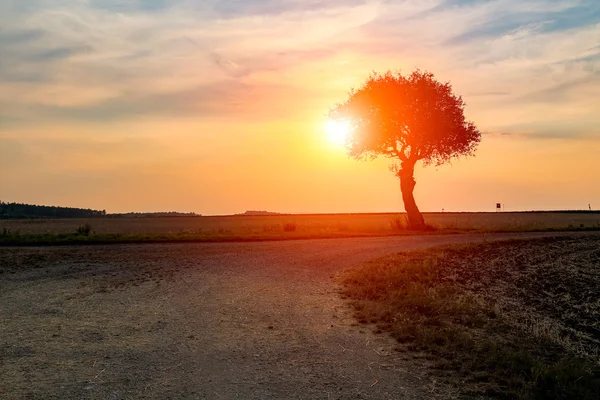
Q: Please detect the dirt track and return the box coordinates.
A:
[1,231,596,399]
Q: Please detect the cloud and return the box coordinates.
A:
[0,80,315,128]
[209,52,252,78]
[0,0,379,127]
[521,74,600,104]
[484,116,600,140]
[210,0,368,18]
[89,0,178,13]
[0,28,43,44]
[25,45,92,62]
[466,91,511,97]
[0,0,598,143]
[438,0,598,45]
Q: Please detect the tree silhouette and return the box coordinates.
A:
[330,70,482,230]
[0,201,106,219]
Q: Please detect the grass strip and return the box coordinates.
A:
[2,226,600,246]
[0,230,454,246]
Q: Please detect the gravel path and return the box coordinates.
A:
[1,231,594,399]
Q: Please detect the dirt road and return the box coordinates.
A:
[1,232,595,399]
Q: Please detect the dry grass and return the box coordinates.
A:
[1,212,599,239]
[339,235,600,399]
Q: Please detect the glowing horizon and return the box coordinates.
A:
[1,0,599,214]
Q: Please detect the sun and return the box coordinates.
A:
[325,119,352,146]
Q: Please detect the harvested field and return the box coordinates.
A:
[340,235,600,399]
[1,212,599,239]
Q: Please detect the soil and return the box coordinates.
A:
[428,235,600,364]
[1,231,595,399]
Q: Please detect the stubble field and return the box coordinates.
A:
[341,234,600,398]
[1,212,599,243]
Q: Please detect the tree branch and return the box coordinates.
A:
[411,146,422,161]
[395,142,408,162]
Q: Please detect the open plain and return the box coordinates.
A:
[2,231,598,399]
[0,211,600,240]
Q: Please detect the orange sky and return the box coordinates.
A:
[1,0,599,214]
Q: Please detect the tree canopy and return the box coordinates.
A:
[330,70,481,167]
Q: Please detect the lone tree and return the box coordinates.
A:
[330,70,482,230]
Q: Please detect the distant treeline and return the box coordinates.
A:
[108,212,201,218]
[238,210,287,216]
[0,201,106,219]
[0,202,202,219]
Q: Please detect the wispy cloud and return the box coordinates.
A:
[0,80,313,128]
[0,0,598,140]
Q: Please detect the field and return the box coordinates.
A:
[341,235,600,398]
[1,222,599,398]
[1,212,599,242]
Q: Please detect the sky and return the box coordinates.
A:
[1,0,599,214]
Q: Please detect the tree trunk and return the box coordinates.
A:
[398,162,425,230]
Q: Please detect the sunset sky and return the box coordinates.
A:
[1,0,599,214]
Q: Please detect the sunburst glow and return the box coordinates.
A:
[325,119,352,145]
